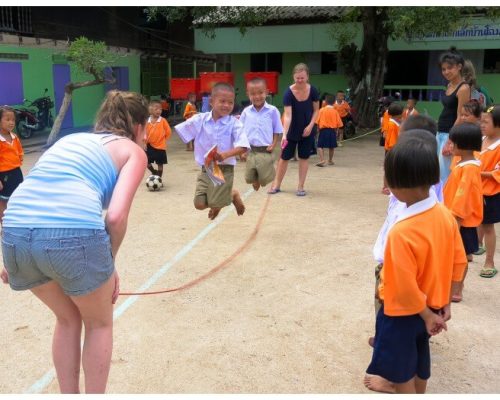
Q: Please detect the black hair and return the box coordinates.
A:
[325,94,335,105]
[336,90,345,94]
[449,123,482,151]
[388,103,403,117]
[398,129,438,153]
[0,105,15,120]
[247,77,267,87]
[401,115,437,136]
[439,46,465,68]
[485,105,500,128]
[407,97,418,104]
[212,82,235,95]
[462,100,483,119]
[385,138,439,189]
[187,92,196,98]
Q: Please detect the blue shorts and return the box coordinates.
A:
[2,227,114,296]
[366,305,431,384]
[281,136,315,160]
[482,193,500,225]
[460,226,479,255]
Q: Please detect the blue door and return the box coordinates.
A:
[104,67,130,92]
[52,64,74,129]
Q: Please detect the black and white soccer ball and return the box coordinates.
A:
[146,175,163,191]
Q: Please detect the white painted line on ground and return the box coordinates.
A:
[24,188,254,394]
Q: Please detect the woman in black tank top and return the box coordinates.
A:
[436,48,470,184]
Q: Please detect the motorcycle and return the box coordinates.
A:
[13,88,54,139]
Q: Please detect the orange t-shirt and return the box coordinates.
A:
[183,102,197,120]
[478,138,500,196]
[381,110,390,134]
[316,106,343,130]
[333,100,350,118]
[146,117,171,150]
[443,160,483,227]
[379,201,467,316]
[384,118,400,151]
[402,107,419,120]
[0,132,24,172]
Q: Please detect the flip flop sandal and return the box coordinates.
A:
[296,190,307,196]
[315,162,326,167]
[480,267,498,278]
[267,188,281,194]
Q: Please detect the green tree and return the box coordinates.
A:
[47,37,116,145]
[148,6,499,128]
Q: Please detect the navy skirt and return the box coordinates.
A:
[482,193,500,224]
[317,128,338,149]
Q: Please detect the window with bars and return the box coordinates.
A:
[0,53,28,60]
[0,7,32,34]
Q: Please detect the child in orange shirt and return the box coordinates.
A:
[145,100,171,178]
[183,92,197,151]
[381,103,403,195]
[402,98,419,120]
[444,123,483,301]
[333,90,351,145]
[367,136,467,394]
[477,105,500,278]
[315,94,343,166]
[0,106,24,221]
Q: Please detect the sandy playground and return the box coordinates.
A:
[1,131,499,394]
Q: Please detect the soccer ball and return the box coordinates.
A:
[146,175,163,191]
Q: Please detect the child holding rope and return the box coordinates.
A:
[175,82,250,220]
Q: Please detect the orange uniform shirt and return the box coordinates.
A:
[478,138,500,196]
[384,118,400,151]
[402,107,419,120]
[333,100,350,118]
[381,110,390,134]
[316,106,343,130]
[0,132,24,172]
[379,199,467,316]
[183,102,197,120]
[443,160,483,227]
[146,116,171,150]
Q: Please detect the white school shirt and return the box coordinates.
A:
[372,183,444,264]
[239,102,283,147]
[175,111,250,166]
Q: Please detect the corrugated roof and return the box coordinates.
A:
[194,6,349,26]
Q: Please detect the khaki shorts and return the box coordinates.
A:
[245,148,276,186]
[194,165,234,209]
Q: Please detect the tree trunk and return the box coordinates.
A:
[347,7,390,129]
[46,78,107,146]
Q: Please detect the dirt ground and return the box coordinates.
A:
[1,132,499,394]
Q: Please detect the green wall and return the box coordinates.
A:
[0,44,141,128]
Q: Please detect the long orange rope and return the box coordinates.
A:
[119,194,271,296]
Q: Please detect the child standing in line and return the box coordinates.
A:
[183,92,198,151]
[333,90,350,146]
[175,82,250,220]
[381,103,403,195]
[366,136,467,394]
[402,98,419,120]
[476,105,500,277]
[239,77,283,191]
[145,100,171,178]
[443,123,483,301]
[315,94,343,167]
[0,106,24,222]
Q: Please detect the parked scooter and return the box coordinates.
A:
[13,88,54,139]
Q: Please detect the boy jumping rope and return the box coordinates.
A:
[175,82,250,220]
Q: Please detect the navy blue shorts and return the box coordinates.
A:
[460,226,479,255]
[482,193,500,225]
[281,136,314,160]
[0,167,23,201]
[366,305,431,384]
[146,144,167,165]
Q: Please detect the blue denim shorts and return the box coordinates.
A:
[2,227,114,296]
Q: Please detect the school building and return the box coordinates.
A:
[192,8,500,119]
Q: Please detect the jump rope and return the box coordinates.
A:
[118,128,379,297]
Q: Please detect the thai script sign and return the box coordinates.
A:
[423,23,500,41]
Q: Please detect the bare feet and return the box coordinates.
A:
[252,182,261,191]
[368,336,375,348]
[363,374,395,394]
[328,160,335,165]
[1,268,8,284]
[208,207,221,220]
[232,190,245,216]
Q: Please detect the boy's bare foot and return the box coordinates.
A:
[252,182,261,191]
[363,374,395,394]
[368,336,375,347]
[232,190,245,216]
[208,207,221,220]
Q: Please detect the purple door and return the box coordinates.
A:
[0,62,24,105]
[104,67,129,92]
[52,64,73,129]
